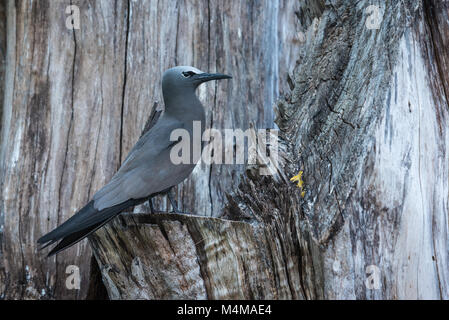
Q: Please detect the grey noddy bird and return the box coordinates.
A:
[38,66,231,256]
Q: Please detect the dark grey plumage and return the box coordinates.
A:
[38,66,231,256]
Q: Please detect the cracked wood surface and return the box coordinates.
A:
[0,0,301,299]
[92,0,449,299]
[1,0,448,300]
[91,213,301,300]
[232,0,449,299]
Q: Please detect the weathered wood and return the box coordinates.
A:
[91,213,296,300]
[121,0,303,217]
[0,0,7,299]
[2,0,448,300]
[92,0,449,300]
[237,0,449,299]
[0,0,301,299]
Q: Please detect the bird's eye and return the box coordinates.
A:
[182,71,196,78]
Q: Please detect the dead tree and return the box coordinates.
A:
[1,0,448,299]
[90,0,449,299]
[0,0,301,299]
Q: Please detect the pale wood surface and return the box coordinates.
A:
[91,0,449,299]
[0,0,301,299]
[1,0,448,300]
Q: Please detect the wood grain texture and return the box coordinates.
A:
[121,0,303,217]
[2,0,448,300]
[0,0,301,299]
[0,0,127,299]
[92,0,449,299]
[237,0,449,299]
[91,212,306,300]
[0,0,6,299]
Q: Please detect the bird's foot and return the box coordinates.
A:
[147,198,155,214]
[171,211,192,215]
[168,208,192,215]
[164,188,194,214]
[167,189,187,214]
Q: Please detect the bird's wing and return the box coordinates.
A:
[37,117,186,256]
[38,198,142,256]
[92,116,186,210]
[119,116,182,171]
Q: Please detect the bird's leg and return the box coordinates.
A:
[167,188,181,214]
[147,197,155,214]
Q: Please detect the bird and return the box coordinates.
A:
[38,66,231,256]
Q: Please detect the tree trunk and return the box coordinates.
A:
[91,0,449,300]
[1,0,448,300]
[0,0,301,299]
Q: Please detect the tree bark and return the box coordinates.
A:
[0,0,301,299]
[91,0,449,299]
[1,0,448,300]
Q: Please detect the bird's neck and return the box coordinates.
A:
[163,89,205,123]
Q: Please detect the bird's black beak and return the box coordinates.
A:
[195,72,232,83]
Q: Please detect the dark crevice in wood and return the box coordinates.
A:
[86,255,109,300]
[174,4,179,66]
[423,1,449,112]
[118,0,130,166]
[54,0,77,298]
[184,221,212,299]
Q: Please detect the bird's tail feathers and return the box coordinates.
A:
[38,198,142,257]
[44,216,116,256]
